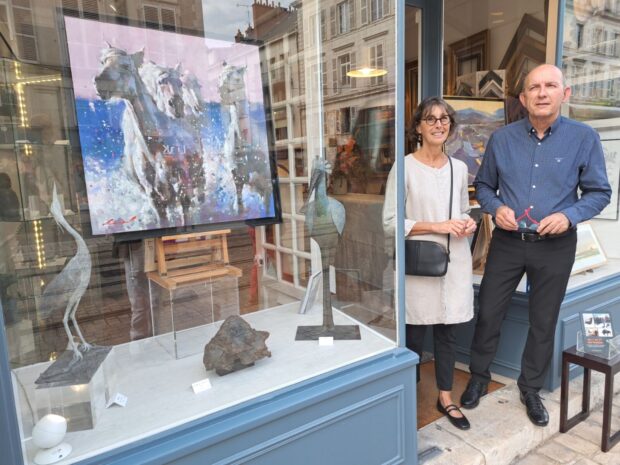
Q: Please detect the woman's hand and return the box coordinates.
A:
[432,219,469,237]
[463,218,477,237]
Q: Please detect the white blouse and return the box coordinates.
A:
[383,154,474,325]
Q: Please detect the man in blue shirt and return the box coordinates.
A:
[460,64,611,426]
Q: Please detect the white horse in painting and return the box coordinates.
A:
[94,45,206,227]
[139,61,185,119]
[218,62,272,215]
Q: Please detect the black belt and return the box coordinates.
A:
[496,228,576,242]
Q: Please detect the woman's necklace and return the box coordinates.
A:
[415,152,445,168]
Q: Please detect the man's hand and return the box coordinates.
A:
[537,212,570,235]
[495,205,518,231]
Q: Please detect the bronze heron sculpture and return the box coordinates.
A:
[296,158,360,340]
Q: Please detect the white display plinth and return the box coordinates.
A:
[14,348,115,433]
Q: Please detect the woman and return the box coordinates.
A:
[383,97,476,430]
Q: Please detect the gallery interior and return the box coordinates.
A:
[0,0,619,464]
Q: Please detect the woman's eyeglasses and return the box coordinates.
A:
[423,115,451,126]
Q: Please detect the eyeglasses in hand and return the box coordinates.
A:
[423,115,451,126]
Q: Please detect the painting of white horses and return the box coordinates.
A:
[64,16,277,235]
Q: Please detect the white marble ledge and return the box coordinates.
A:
[473,258,620,295]
[17,303,395,465]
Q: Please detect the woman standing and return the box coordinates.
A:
[383,97,476,430]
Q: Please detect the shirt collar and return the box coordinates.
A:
[525,115,563,137]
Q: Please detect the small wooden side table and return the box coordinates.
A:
[560,345,620,452]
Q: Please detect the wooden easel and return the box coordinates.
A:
[147,229,242,290]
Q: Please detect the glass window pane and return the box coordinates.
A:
[279,220,294,249]
[1,2,398,462]
[280,252,294,284]
[298,257,312,287]
[296,219,310,252]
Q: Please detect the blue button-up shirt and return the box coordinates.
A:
[474,116,611,230]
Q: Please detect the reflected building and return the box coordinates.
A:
[563,0,620,119]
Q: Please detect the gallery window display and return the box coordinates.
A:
[561,0,620,268]
[0,1,397,464]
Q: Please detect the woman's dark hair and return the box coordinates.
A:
[408,96,457,145]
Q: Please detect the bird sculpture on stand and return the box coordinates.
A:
[38,185,93,367]
[295,157,360,340]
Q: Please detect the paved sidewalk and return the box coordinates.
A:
[417,364,620,465]
[512,386,620,464]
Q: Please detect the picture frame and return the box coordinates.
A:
[443,97,506,184]
[445,30,489,96]
[298,271,321,315]
[63,15,281,238]
[571,223,607,275]
[581,312,614,355]
[583,119,620,220]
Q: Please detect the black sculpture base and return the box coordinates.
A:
[35,346,112,388]
[295,325,361,341]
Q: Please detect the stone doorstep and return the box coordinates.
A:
[418,369,620,465]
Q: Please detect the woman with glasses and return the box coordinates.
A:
[383,97,476,430]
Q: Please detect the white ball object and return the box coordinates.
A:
[32,414,67,449]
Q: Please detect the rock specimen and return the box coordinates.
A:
[203,316,271,376]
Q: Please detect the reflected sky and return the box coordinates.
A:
[202,1,295,41]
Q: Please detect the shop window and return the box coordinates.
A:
[1,2,397,463]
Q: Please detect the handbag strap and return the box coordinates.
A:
[447,156,453,260]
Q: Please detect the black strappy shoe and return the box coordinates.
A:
[436,399,471,430]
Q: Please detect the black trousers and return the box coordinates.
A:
[469,228,577,393]
[407,323,457,391]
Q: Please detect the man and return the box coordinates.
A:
[460,64,611,426]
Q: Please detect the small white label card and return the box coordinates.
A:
[106,392,128,408]
[318,336,334,346]
[192,378,212,394]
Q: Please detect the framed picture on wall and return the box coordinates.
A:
[585,119,620,221]
[443,97,506,184]
[571,223,607,275]
[445,29,489,96]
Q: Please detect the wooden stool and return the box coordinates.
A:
[560,345,620,452]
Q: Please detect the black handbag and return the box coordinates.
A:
[404,156,453,277]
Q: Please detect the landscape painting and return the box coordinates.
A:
[571,223,607,275]
[64,16,277,235]
[444,97,505,184]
